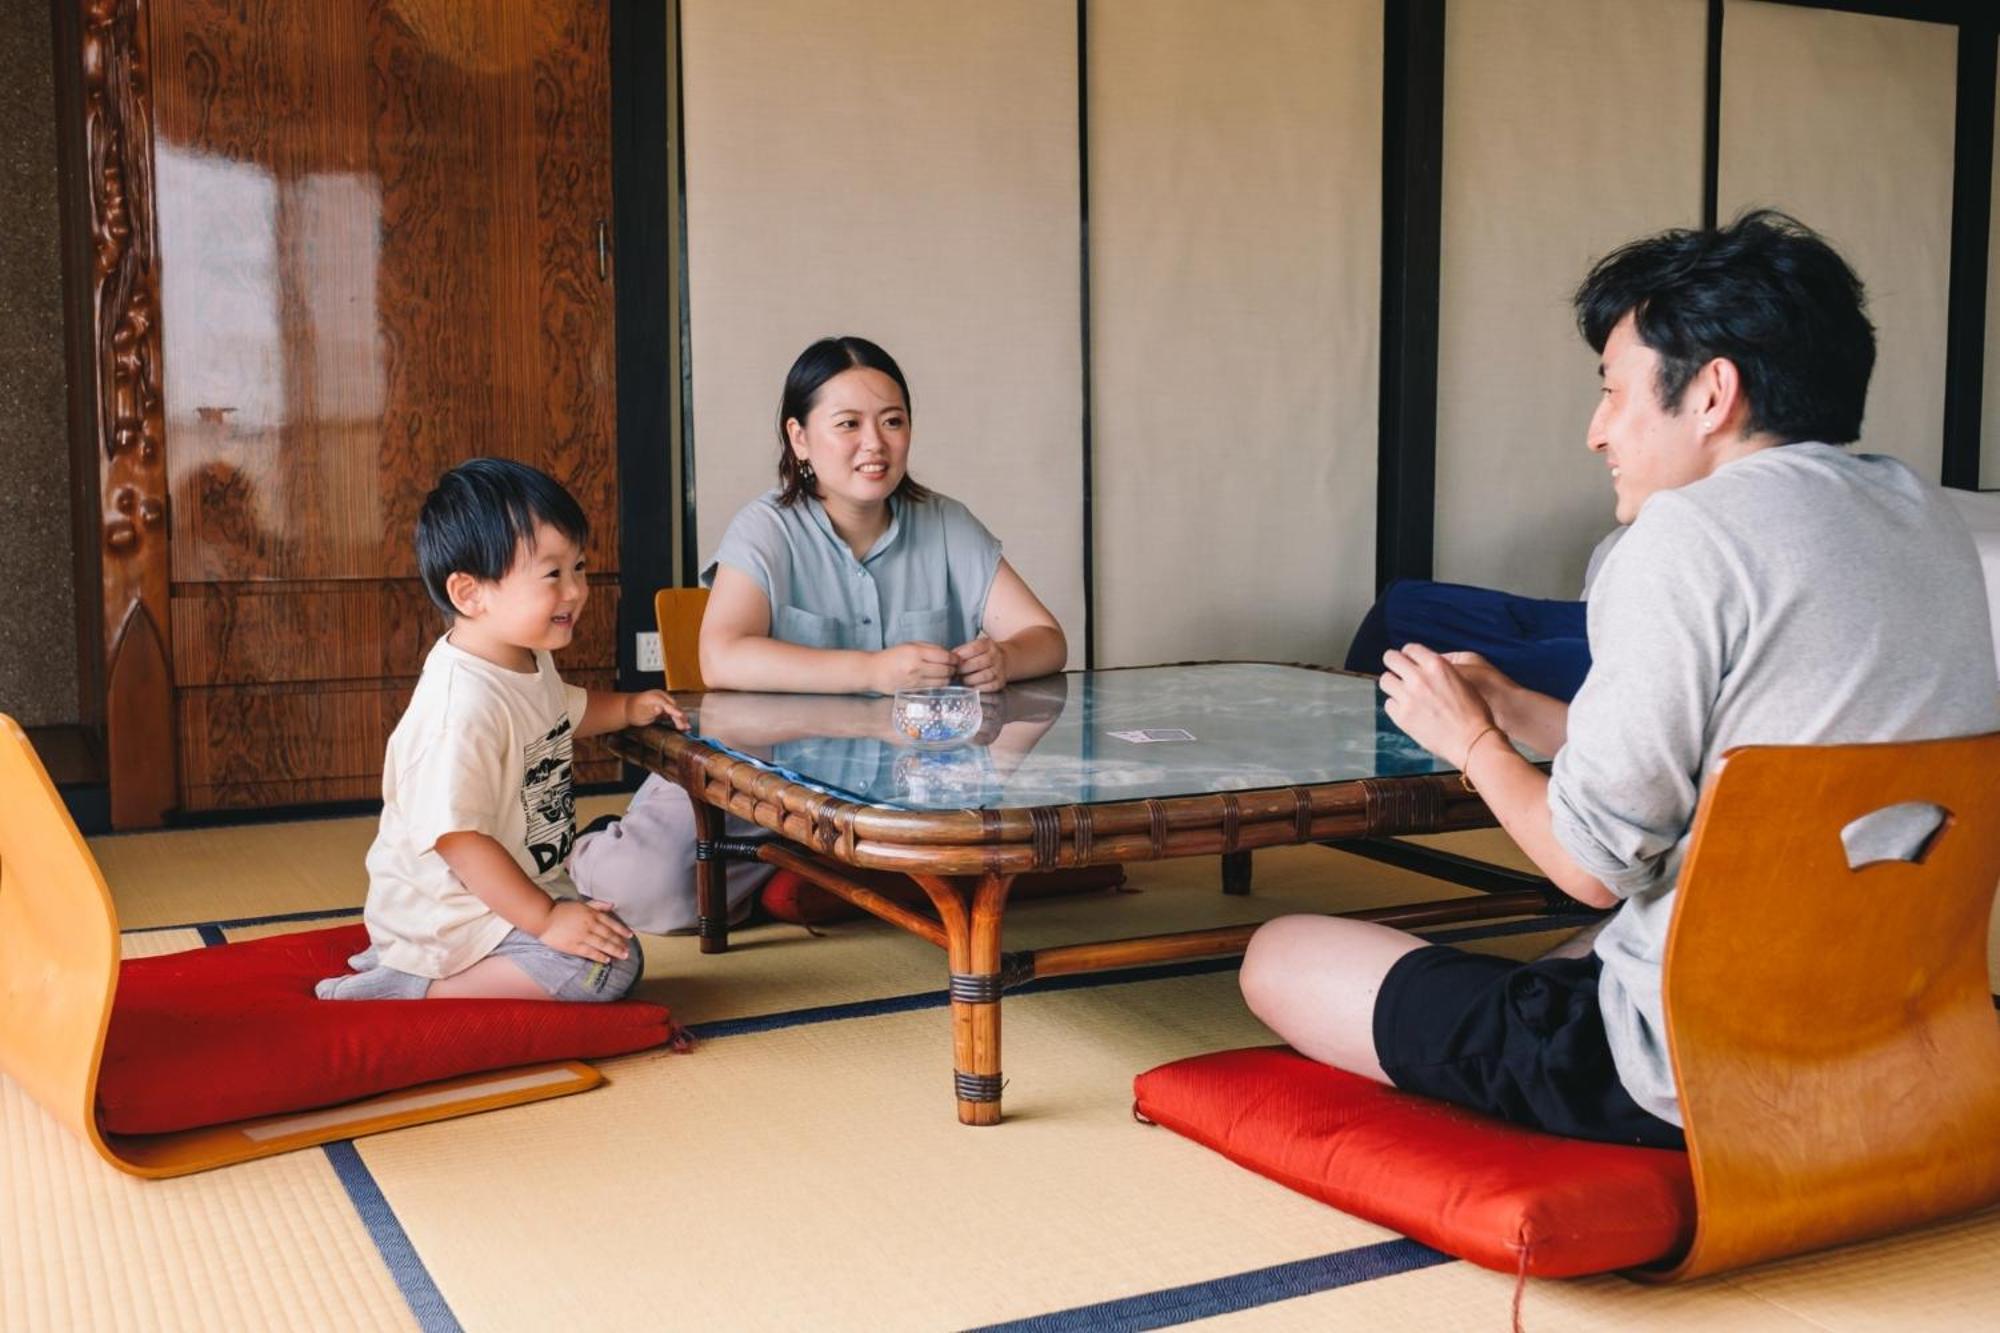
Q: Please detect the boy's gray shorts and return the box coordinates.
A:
[315,916,644,1002]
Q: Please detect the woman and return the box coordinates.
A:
[569,335,1067,933]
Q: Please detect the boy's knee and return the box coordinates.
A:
[603,935,644,1000]
[565,935,644,1002]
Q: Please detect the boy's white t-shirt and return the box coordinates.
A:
[363,635,589,978]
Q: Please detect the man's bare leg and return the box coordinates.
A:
[1238,915,1428,1083]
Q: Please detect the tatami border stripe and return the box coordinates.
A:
[322,1142,464,1333]
[185,913,460,1332]
[964,1238,1452,1333]
[132,905,364,935]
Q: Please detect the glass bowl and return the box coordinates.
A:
[892,685,982,749]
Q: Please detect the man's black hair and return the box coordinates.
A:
[1574,209,1876,444]
[416,458,589,617]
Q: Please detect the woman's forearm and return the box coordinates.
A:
[702,634,879,694]
[998,625,1067,682]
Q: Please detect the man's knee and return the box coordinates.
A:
[1240,914,1317,1020]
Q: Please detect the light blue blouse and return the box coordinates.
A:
[701,488,1003,651]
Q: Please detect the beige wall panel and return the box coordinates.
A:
[1090,0,1381,668]
[1720,1,1955,479]
[1986,29,2000,490]
[680,0,1083,658]
[1435,0,1706,600]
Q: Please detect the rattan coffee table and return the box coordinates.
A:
[606,662,1569,1124]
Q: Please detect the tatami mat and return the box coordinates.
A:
[93,795,628,931]
[2,811,1991,1331]
[1209,1208,2000,1332]
[1,1078,416,1333]
[358,973,1400,1331]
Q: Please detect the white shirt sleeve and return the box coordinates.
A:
[1547,494,1744,898]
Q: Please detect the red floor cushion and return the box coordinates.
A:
[1134,1046,1695,1278]
[98,924,681,1135]
[760,864,1127,925]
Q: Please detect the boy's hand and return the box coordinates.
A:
[623,689,687,729]
[951,635,1009,692]
[537,898,634,963]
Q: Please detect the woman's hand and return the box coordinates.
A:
[622,689,687,729]
[871,641,957,694]
[537,899,634,963]
[951,634,1010,692]
[1378,643,1498,770]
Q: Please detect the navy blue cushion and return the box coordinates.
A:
[1345,580,1590,702]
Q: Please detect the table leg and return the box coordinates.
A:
[1221,850,1252,894]
[688,797,730,955]
[916,871,1016,1125]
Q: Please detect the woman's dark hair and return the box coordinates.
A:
[1573,209,1876,444]
[416,457,589,617]
[775,335,931,507]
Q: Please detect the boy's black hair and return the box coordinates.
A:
[1573,208,1876,444]
[416,458,589,617]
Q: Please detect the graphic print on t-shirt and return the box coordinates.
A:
[521,715,576,873]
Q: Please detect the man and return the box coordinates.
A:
[1240,210,2000,1148]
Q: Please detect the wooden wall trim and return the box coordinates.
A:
[1376,0,1447,594]
[78,0,175,827]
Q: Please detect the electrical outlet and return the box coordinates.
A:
[636,631,663,673]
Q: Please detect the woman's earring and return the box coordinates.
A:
[798,459,817,487]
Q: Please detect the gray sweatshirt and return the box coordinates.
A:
[1546,443,2000,1126]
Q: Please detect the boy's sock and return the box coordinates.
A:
[314,946,431,1000]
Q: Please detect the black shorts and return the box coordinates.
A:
[1372,945,1684,1150]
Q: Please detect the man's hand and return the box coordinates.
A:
[871,641,956,693]
[1439,651,1519,728]
[1379,642,1498,769]
[623,689,687,729]
[537,898,634,963]
[951,634,1010,692]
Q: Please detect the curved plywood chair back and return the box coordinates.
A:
[1656,732,2000,1279]
[653,587,711,692]
[0,715,121,1159]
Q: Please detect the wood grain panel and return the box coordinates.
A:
[152,0,620,584]
[169,577,619,686]
[177,668,621,809]
[140,0,623,813]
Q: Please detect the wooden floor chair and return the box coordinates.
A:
[1135,732,2000,1281]
[0,715,614,1178]
[653,587,711,691]
[1649,731,2000,1278]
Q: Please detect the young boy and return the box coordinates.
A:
[317,458,685,1002]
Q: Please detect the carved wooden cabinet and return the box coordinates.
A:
[63,0,624,822]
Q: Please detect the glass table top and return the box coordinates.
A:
[682,662,1458,811]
